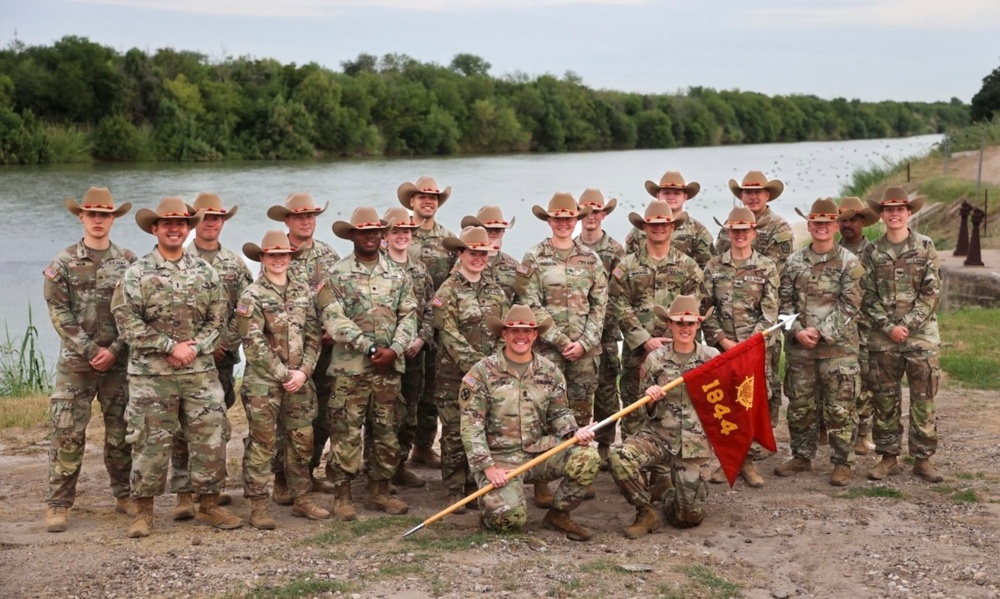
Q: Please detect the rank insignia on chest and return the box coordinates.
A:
[236,302,253,317]
[431,296,444,308]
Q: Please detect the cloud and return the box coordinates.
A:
[749,0,1000,28]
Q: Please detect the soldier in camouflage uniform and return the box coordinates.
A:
[837,196,880,455]
[433,227,509,510]
[775,198,864,486]
[461,305,599,541]
[610,296,720,538]
[401,177,455,469]
[43,187,136,533]
[703,207,779,488]
[625,172,714,268]
[861,187,943,483]
[516,192,607,507]
[112,197,241,538]
[461,205,519,302]
[317,207,417,519]
[716,171,793,427]
[170,193,252,520]
[575,189,625,469]
[268,193,341,495]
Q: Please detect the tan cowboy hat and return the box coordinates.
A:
[628,201,688,229]
[532,192,591,221]
[866,186,924,215]
[267,192,328,221]
[653,294,713,323]
[485,304,553,338]
[713,206,757,230]
[332,206,394,240]
[838,196,879,227]
[64,187,131,217]
[644,171,700,199]
[578,188,617,215]
[135,197,202,234]
[193,192,238,221]
[243,230,303,262]
[461,205,516,230]
[443,226,493,252]
[795,198,855,222]
[382,206,419,229]
[729,171,784,201]
[397,176,451,208]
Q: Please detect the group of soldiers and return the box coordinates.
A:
[43,169,943,541]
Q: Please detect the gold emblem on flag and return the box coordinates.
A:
[736,375,754,410]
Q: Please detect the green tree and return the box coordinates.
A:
[971,64,1000,122]
[634,109,675,148]
[450,53,491,77]
[91,114,143,161]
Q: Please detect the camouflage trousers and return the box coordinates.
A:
[593,339,622,446]
[434,374,472,495]
[47,368,131,507]
[415,345,440,450]
[310,343,335,472]
[784,354,859,465]
[242,382,317,499]
[325,370,401,484]
[474,446,600,533]
[869,348,939,459]
[856,350,873,426]
[126,372,229,498]
[619,364,646,439]
[537,345,599,430]
[767,338,783,427]
[170,365,235,493]
[397,351,425,461]
[610,430,709,528]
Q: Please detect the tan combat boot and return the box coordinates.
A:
[272,473,293,506]
[172,492,195,521]
[447,492,469,515]
[311,474,337,494]
[913,458,944,483]
[829,464,852,487]
[709,466,728,484]
[597,444,611,472]
[533,481,554,508]
[195,493,243,529]
[624,505,660,539]
[115,496,138,516]
[868,455,900,480]
[649,471,674,502]
[542,508,593,542]
[195,493,232,506]
[366,480,408,515]
[410,445,442,468]
[391,464,426,488]
[291,496,331,520]
[332,482,358,521]
[774,456,812,477]
[249,497,276,530]
[853,422,874,455]
[45,506,69,533]
[740,460,765,488]
[126,497,154,538]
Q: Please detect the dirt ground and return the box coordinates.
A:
[1,382,998,599]
[949,146,1000,186]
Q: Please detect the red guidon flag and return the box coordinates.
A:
[682,333,776,486]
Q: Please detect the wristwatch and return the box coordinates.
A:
[367,344,378,358]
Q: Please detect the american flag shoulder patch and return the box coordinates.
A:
[431,296,444,308]
[516,263,533,276]
[236,302,253,317]
[612,266,624,280]
[462,374,478,388]
[43,265,59,280]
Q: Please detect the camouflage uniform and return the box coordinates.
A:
[610,343,719,527]
[779,245,864,465]
[576,231,626,448]
[432,271,509,496]
[460,351,599,532]
[237,275,321,500]
[610,246,704,436]
[44,240,136,507]
[485,250,520,303]
[287,240,341,474]
[839,237,873,428]
[316,253,417,484]
[860,231,941,459]
[111,249,229,498]
[625,216,715,268]
[515,239,608,428]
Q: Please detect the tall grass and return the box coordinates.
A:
[45,124,92,163]
[943,116,1000,154]
[0,307,52,397]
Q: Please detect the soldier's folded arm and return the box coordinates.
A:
[238,306,289,383]
[299,316,322,377]
[44,272,100,360]
[190,295,226,356]
[111,285,176,354]
[901,250,941,332]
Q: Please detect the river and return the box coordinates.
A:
[0,134,941,367]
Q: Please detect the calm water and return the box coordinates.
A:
[1,134,941,365]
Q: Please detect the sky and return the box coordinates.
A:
[1,0,998,103]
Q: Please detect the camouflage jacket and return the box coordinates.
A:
[577,231,626,342]
[640,343,720,459]
[779,244,865,358]
[515,239,608,356]
[460,350,578,470]
[838,237,871,258]
[860,230,941,352]
[701,250,780,346]
[289,239,341,294]
[485,250,520,303]
[409,220,457,290]
[610,245,705,367]
[626,216,715,269]
[838,237,873,349]
[316,253,417,376]
[237,274,321,389]
[390,255,435,346]
[43,240,136,372]
[716,207,794,273]
[111,248,226,376]
[433,271,509,381]
[186,243,253,361]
